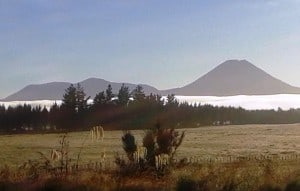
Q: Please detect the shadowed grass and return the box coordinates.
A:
[0,158,300,191]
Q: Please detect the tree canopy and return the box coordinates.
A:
[117,84,130,106]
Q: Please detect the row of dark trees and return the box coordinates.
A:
[1,83,300,133]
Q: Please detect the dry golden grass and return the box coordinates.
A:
[0,124,300,190]
[1,159,300,191]
[1,124,300,168]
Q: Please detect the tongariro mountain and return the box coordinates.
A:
[2,78,160,101]
[2,60,300,101]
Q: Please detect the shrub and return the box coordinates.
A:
[156,127,185,158]
[116,123,185,176]
[36,178,98,191]
[176,176,208,191]
[122,131,137,161]
[0,181,22,191]
[285,180,300,191]
[142,130,156,166]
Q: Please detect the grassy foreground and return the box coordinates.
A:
[1,159,300,191]
[1,124,300,190]
[1,124,300,167]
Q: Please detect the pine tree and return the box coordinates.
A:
[166,94,178,107]
[61,84,89,130]
[132,85,145,103]
[76,83,89,113]
[62,84,77,112]
[117,84,130,106]
[62,84,89,113]
[49,102,60,129]
[105,84,114,103]
[94,91,106,106]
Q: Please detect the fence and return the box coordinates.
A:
[63,153,300,172]
[173,154,300,164]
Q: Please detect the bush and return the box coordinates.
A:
[176,176,208,191]
[116,123,185,176]
[285,180,300,191]
[36,178,99,191]
[0,181,22,191]
[122,131,137,161]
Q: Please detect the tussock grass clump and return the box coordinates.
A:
[116,124,185,177]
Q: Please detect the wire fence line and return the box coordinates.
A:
[173,154,300,164]
[67,153,300,172]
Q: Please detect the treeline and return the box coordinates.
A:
[1,83,300,133]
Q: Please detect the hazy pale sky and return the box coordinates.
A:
[1,0,300,98]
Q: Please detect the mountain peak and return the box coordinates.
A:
[210,59,262,76]
[162,60,300,96]
[217,59,255,68]
[82,77,106,82]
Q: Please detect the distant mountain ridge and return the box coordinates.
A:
[3,82,72,101]
[3,78,160,101]
[2,60,300,101]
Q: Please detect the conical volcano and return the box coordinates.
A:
[162,60,300,96]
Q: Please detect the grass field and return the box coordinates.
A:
[1,124,300,168]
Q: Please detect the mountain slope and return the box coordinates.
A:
[79,78,160,99]
[3,59,300,101]
[162,60,300,96]
[3,82,72,101]
[3,78,160,101]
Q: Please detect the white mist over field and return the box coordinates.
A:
[0,100,63,111]
[173,94,300,110]
[1,94,300,111]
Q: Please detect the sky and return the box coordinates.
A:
[1,0,300,98]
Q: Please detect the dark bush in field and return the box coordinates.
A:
[0,181,22,191]
[116,124,185,177]
[36,178,99,191]
[285,180,300,191]
[122,131,137,161]
[176,176,208,191]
